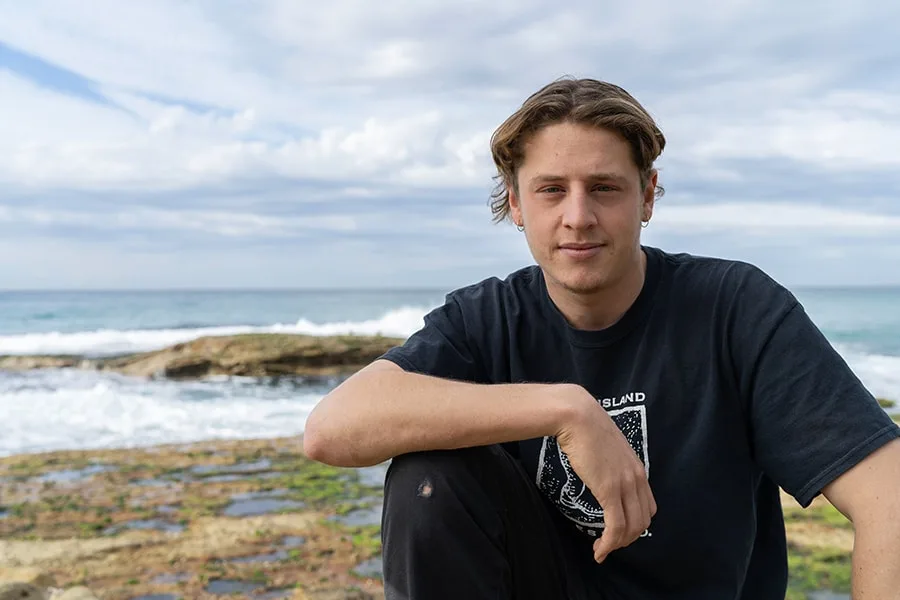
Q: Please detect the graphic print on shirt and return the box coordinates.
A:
[536,392,649,537]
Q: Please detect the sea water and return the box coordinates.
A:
[0,287,897,456]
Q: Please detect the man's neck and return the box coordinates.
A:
[546,249,648,331]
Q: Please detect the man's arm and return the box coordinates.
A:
[303,359,583,467]
[822,438,900,598]
[303,358,657,561]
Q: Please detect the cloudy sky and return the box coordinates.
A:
[1,0,899,290]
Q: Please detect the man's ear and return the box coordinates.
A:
[642,169,658,222]
[508,181,523,226]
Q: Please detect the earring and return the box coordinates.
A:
[516,222,525,232]
[641,220,649,228]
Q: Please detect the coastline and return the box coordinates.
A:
[1,333,897,599]
[0,333,404,380]
[0,436,387,600]
[4,425,897,599]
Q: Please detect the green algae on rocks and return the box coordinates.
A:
[787,544,851,599]
[1,433,881,600]
[0,437,387,599]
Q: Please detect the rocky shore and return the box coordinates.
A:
[0,437,386,600]
[3,428,897,600]
[0,334,403,380]
[1,333,897,599]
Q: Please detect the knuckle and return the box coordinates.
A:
[597,483,618,500]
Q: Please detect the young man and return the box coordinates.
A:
[304,78,900,599]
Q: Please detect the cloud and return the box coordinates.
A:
[0,0,898,287]
[653,201,900,234]
[0,204,359,237]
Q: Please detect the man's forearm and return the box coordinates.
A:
[851,520,900,598]
[303,361,585,467]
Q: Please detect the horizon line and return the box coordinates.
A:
[2,284,900,293]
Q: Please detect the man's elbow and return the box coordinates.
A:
[302,403,347,465]
[302,359,402,465]
[302,409,328,463]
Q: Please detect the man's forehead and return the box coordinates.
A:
[525,171,633,186]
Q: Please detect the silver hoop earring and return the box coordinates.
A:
[516,223,525,232]
[641,220,650,229]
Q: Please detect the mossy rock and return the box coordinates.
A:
[783,501,851,530]
[787,544,851,597]
[1,333,403,380]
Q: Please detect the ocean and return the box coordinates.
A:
[0,287,898,457]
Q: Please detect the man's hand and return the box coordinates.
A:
[554,385,656,564]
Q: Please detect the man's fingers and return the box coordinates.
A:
[628,479,650,544]
[593,495,625,563]
[637,477,654,534]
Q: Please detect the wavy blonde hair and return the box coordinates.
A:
[489,77,667,223]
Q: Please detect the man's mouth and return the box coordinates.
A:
[558,243,605,259]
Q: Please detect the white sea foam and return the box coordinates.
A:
[0,369,324,457]
[0,306,431,357]
[0,313,896,457]
[834,344,900,405]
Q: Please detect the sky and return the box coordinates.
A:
[1,0,899,290]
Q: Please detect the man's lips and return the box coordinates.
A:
[558,243,605,259]
[559,243,604,250]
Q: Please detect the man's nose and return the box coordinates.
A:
[561,187,597,229]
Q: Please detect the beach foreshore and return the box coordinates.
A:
[4,428,899,600]
[0,436,387,600]
[1,331,896,599]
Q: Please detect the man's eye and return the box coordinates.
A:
[541,186,564,193]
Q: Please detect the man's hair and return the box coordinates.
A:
[489,77,667,223]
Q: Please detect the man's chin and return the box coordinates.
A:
[547,270,609,295]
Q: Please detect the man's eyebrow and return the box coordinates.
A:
[528,173,628,185]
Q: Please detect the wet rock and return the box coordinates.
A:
[162,357,213,379]
[50,588,99,600]
[35,465,113,484]
[205,579,264,595]
[256,590,294,600]
[102,334,403,379]
[103,518,185,535]
[281,535,306,547]
[0,569,56,588]
[0,356,80,370]
[148,573,191,585]
[352,556,383,579]
[299,590,375,600]
[227,549,289,564]
[2,334,402,380]
[222,497,304,518]
[0,583,47,600]
[327,502,382,527]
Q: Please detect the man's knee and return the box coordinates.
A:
[385,446,493,497]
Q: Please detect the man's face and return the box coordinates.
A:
[509,121,656,297]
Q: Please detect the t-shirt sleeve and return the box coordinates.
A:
[730,268,900,507]
[378,293,487,383]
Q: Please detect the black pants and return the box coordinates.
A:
[381,444,601,599]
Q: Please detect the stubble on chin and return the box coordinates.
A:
[547,259,610,296]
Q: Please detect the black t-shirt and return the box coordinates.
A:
[379,245,900,599]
